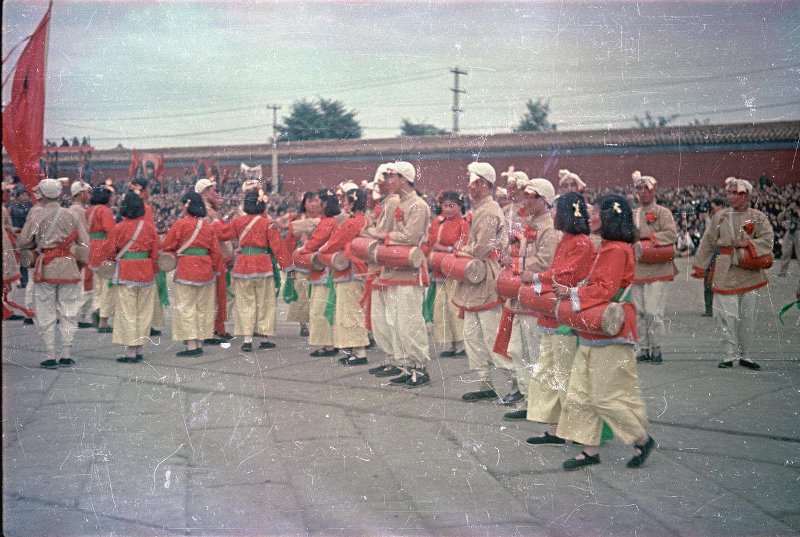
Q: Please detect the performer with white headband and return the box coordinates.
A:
[631,171,678,364]
[692,177,773,370]
[557,169,587,195]
[67,180,93,328]
[454,162,514,402]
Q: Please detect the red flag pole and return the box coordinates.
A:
[1,1,52,203]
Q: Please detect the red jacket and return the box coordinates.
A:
[298,216,337,284]
[98,217,159,285]
[422,215,469,281]
[161,216,222,285]
[568,240,637,346]
[222,214,289,278]
[86,205,116,269]
[319,212,367,281]
[530,233,597,330]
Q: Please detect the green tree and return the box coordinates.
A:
[514,99,557,132]
[400,119,449,137]
[279,98,362,141]
[633,111,679,129]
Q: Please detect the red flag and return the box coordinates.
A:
[129,149,140,179]
[1,3,52,202]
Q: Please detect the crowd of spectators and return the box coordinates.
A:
[44,137,91,148]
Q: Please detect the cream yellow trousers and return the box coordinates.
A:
[557,344,648,446]
[333,280,369,349]
[527,333,578,423]
[151,294,164,330]
[93,277,116,318]
[714,291,758,360]
[113,285,155,347]
[384,285,430,368]
[370,286,394,359]
[463,307,513,391]
[172,283,215,342]
[506,314,540,396]
[630,281,669,353]
[432,278,464,346]
[33,282,80,359]
[232,277,276,337]
[286,271,311,323]
[308,283,334,347]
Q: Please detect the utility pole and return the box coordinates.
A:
[450,66,467,134]
[268,104,281,190]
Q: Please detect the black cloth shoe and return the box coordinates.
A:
[739,359,761,370]
[563,451,601,471]
[299,326,309,337]
[636,352,651,363]
[701,312,713,317]
[203,338,223,345]
[7,314,24,321]
[368,364,388,374]
[390,372,413,384]
[626,436,656,468]
[241,342,253,352]
[149,328,162,336]
[500,391,523,406]
[310,348,338,357]
[527,431,566,445]
[718,360,734,368]
[219,333,233,341]
[40,359,59,369]
[259,341,276,349]
[462,389,498,402]
[406,370,430,387]
[23,318,34,325]
[77,322,93,329]
[503,409,528,421]
[116,356,141,364]
[373,365,403,377]
[451,349,466,357]
[344,357,368,366]
[649,351,663,364]
[439,349,457,357]
[176,348,203,357]
[57,358,76,367]
[98,326,112,334]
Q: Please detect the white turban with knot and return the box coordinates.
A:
[241,179,261,192]
[558,169,586,191]
[374,163,388,183]
[38,178,63,199]
[468,162,496,185]
[632,170,657,190]
[495,187,508,198]
[502,168,530,190]
[725,176,753,194]
[384,161,416,183]
[524,178,556,205]
[195,178,216,194]
[337,181,359,194]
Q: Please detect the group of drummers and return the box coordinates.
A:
[2,159,776,472]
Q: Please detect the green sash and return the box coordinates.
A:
[121,251,149,260]
[283,277,298,303]
[182,248,208,256]
[422,281,436,323]
[324,273,336,326]
[156,270,169,306]
[89,232,107,239]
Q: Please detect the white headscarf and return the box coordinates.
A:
[724,176,753,194]
[558,169,587,191]
[632,170,657,190]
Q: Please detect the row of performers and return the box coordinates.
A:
[3,163,774,471]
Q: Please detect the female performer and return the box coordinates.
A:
[99,192,159,363]
[161,192,222,356]
[285,191,320,337]
[554,195,655,471]
[318,188,370,365]
[86,184,117,333]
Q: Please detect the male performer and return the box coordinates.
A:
[374,161,432,387]
[196,178,233,344]
[631,171,677,364]
[17,178,90,369]
[701,198,726,316]
[692,177,773,370]
[68,180,94,328]
[777,201,799,277]
[454,162,513,402]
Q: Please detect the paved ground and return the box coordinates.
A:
[2,261,799,537]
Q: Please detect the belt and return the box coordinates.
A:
[241,247,270,255]
[121,251,150,260]
[181,248,209,256]
[90,232,107,239]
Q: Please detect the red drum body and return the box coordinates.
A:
[739,248,773,270]
[428,251,448,273]
[439,254,486,284]
[316,251,351,271]
[157,252,177,272]
[96,260,116,280]
[374,245,425,269]
[350,237,379,263]
[518,287,557,315]
[292,250,324,271]
[555,300,624,336]
[635,240,675,263]
[496,269,522,300]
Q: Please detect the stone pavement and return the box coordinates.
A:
[2,264,799,537]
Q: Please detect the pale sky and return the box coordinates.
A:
[3,0,799,150]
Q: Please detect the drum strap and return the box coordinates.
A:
[238,216,261,245]
[177,220,204,255]
[116,221,145,261]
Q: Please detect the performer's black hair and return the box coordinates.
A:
[243,190,267,215]
[90,186,112,206]
[346,189,367,213]
[554,192,590,235]
[182,192,207,218]
[595,194,637,243]
[120,192,145,219]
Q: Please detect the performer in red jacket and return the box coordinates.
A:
[161,192,223,356]
[86,184,117,332]
[555,195,656,471]
[221,189,289,352]
[98,192,159,363]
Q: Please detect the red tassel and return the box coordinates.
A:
[492,307,515,360]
